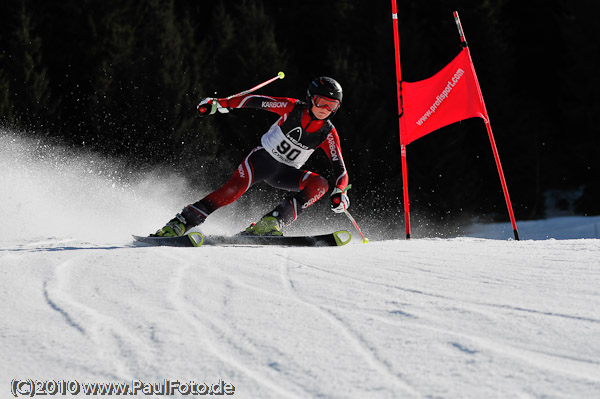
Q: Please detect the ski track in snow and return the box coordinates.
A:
[39,251,165,381]
[2,235,600,398]
[277,253,420,397]
[2,131,600,398]
[165,250,307,399]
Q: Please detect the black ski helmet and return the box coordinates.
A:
[307,76,343,111]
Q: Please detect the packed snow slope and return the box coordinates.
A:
[1,130,600,398]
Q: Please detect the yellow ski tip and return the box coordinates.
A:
[278,71,285,79]
[187,232,205,247]
[333,230,352,246]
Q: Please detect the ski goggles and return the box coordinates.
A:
[312,95,340,112]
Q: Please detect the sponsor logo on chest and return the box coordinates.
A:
[285,127,309,150]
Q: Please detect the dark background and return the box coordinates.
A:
[1,0,598,236]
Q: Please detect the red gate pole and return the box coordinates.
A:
[454,11,520,240]
[484,120,520,240]
[391,0,411,239]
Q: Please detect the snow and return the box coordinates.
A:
[1,130,600,398]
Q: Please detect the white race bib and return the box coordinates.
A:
[261,123,314,169]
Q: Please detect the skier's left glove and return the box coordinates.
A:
[330,187,350,213]
[197,98,229,117]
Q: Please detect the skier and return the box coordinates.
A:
[153,76,350,237]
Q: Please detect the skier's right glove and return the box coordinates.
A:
[197,98,229,117]
[330,187,350,213]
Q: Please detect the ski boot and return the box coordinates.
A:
[153,214,188,237]
[241,215,283,236]
[152,203,210,237]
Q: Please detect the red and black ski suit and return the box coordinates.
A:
[182,94,349,227]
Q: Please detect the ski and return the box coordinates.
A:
[133,230,351,248]
[133,232,206,247]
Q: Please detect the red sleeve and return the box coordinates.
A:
[218,95,296,116]
[318,127,349,191]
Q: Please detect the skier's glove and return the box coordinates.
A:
[330,187,350,213]
[197,98,229,117]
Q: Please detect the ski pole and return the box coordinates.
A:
[198,72,285,116]
[340,185,369,243]
[226,71,285,100]
[344,209,369,244]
